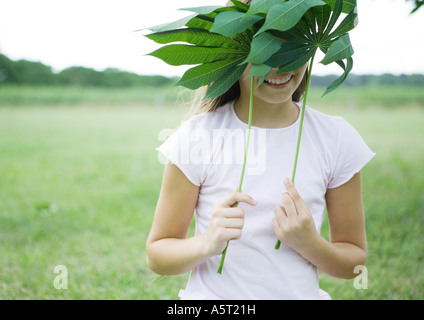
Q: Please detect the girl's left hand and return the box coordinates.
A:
[272,178,319,252]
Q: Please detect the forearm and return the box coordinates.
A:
[296,234,367,279]
[146,233,212,276]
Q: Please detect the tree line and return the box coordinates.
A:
[311,73,424,87]
[0,54,178,88]
[1,53,424,88]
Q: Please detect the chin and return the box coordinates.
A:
[256,87,295,105]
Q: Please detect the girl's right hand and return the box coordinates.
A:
[204,189,257,256]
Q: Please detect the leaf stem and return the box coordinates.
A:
[275,49,317,250]
[217,76,254,274]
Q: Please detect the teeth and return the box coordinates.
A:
[265,75,292,84]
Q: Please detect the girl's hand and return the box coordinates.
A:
[205,188,257,256]
[272,178,318,252]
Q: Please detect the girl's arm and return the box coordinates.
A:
[146,161,256,276]
[273,173,367,279]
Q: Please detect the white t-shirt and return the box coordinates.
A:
[156,100,375,300]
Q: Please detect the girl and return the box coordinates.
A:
[146,3,375,300]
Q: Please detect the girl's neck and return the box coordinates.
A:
[234,95,300,129]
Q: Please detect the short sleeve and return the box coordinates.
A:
[156,117,208,187]
[328,119,376,189]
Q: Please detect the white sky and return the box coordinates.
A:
[0,0,423,77]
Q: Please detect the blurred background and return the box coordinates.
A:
[0,0,423,299]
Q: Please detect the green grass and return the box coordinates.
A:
[1,84,423,109]
[317,106,424,300]
[0,105,188,299]
[0,85,188,107]
[0,92,423,299]
[309,85,424,109]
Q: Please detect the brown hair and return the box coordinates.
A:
[187,0,308,116]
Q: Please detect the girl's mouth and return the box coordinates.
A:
[263,75,293,88]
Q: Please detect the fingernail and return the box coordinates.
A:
[284,178,291,184]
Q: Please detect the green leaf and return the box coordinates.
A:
[269,28,311,44]
[278,47,315,73]
[146,28,241,48]
[148,45,244,66]
[267,42,313,67]
[243,32,282,65]
[204,63,248,99]
[257,0,326,34]
[322,57,353,96]
[312,4,332,35]
[245,0,281,15]
[185,7,240,31]
[186,15,214,31]
[302,8,317,33]
[229,0,250,12]
[148,14,197,32]
[247,63,272,87]
[232,30,254,51]
[321,0,343,38]
[177,58,245,89]
[296,17,315,41]
[323,0,356,13]
[320,33,354,65]
[211,11,263,37]
[179,6,222,15]
[328,6,358,39]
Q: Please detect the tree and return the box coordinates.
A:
[0,54,56,85]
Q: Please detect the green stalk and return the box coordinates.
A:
[275,49,317,250]
[217,76,254,274]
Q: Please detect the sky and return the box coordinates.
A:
[0,0,423,77]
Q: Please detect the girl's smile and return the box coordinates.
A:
[238,64,308,107]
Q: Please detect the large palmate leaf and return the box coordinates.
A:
[257,0,356,94]
[145,0,358,95]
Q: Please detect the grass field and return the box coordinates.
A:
[0,87,423,300]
